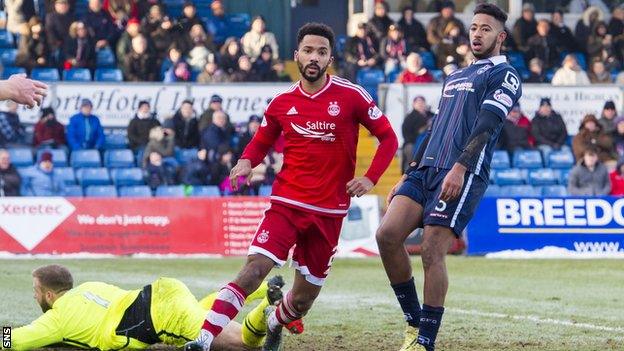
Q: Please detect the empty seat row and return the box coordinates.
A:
[485,185,568,197]
[67,185,222,197]
[491,149,574,170]
[492,168,570,186]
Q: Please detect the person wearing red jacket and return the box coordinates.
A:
[33,107,66,149]
[610,159,624,196]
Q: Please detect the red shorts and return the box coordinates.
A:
[248,203,343,286]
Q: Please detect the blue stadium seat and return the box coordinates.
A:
[420,51,436,70]
[224,13,251,38]
[555,169,571,185]
[53,167,76,184]
[0,30,13,48]
[192,185,221,197]
[547,150,575,168]
[155,185,185,197]
[119,185,152,197]
[258,185,272,196]
[528,168,558,186]
[71,149,101,168]
[8,148,33,167]
[76,167,111,186]
[501,185,540,197]
[430,69,444,82]
[2,66,26,79]
[64,185,83,197]
[95,68,123,82]
[37,148,67,166]
[542,185,568,197]
[63,68,92,81]
[96,48,116,67]
[491,150,511,169]
[507,51,527,70]
[104,133,129,149]
[111,167,144,186]
[494,168,525,185]
[335,35,347,59]
[104,149,135,168]
[484,185,502,197]
[31,68,60,81]
[85,185,118,197]
[386,69,400,83]
[0,48,17,66]
[513,149,543,169]
[175,148,198,164]
[356,68,384,102]
[489,169,496,184]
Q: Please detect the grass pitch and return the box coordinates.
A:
[1,257,623,351]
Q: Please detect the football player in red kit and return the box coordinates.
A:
[187,22,398,351]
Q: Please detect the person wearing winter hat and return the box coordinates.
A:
[20,150,66,196]
[599,100,618,134]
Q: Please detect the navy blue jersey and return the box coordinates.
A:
[419,55,522,181]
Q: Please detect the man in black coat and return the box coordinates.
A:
[164,99,200,149]
[401,96,433,171]
[0,149,21,196]
[127,100,160,152]
[512,3,537,53]
[45,0,74,62]
[81,0,119,50]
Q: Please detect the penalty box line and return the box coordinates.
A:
[448,308,624,334]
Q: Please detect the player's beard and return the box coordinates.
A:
[37,298,52,312]
[297,61,328,83]
[471,38,498,60]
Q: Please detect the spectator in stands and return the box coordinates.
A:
[613,116,624,157]
[396,52,433,83]
[241,15,279,62]
[498,102,535,153]
[104,0,137,27]
[33,107,66,149]
[163,60,191,82]
[252,45,278,82]
[610,159,624,195]
[161,45,183,78]
[15,17,49,70]
[426,1,465,51]
[575,6,604,53]
[527,20,558,69]
[434,21,468,69]
[401,96,432,171]
[164,99,199,148]
[236,114,261,157]
[532,97,569,156]
[609,5,624,64]
[219,37,243,74]
[197,59,227,83]
[5,0,36,44]
[229,55,260,82]
[186,24,215,71]
[198,94,232,133]
[144,151,175,191]
[116,17,141,62]
[568,146,611,196]
[205,0,228,48]
[397,6,428,52]
[380,24,408,76]
[587,21,614,62]
[210,145,238,194]
[0,149,21,196]
[572,114,616,165]
[569,0,609,14]
[63,21,96,70]
[551,54,591,85]
[512,3,537,53]
[178,1,205,34]
[550,10,578,58]
[66,99,105,151]
[0,101,25,147]
[201,110,232,162]
[140,3,164,37]
[344,23,380,82]
[526,58,547,83]
[127,100,159,152]
[272,60,292,82]
[123,34,157,81]
[151,16,179,64]
[20,151,65,196]
[367,1,393,46]
[180,148,211,186]
[599,100,618,134]
[588,59,613,83]
[43,0,75,16]
[45,0,75,65]
[142,125,175,168]
[82,0,118,51]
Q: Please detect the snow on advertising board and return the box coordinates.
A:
[16,83,292,127]
[466,197,624,256]
[0,196,380,257]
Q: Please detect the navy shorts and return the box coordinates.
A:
[395,167,488,236]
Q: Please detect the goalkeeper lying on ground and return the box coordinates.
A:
[12,264,285,350]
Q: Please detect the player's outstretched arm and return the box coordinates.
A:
[11,310,63,350]
[0,74,48,108]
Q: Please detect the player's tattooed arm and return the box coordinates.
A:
[456,109,500,170]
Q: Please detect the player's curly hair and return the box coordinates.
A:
[474,3,508,25]
[297,22,335,53]
[32,264,74,292]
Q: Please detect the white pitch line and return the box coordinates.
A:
[449,308,624,334]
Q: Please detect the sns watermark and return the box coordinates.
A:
[2,326,10,349]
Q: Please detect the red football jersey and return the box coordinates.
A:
[242,75,395,217]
